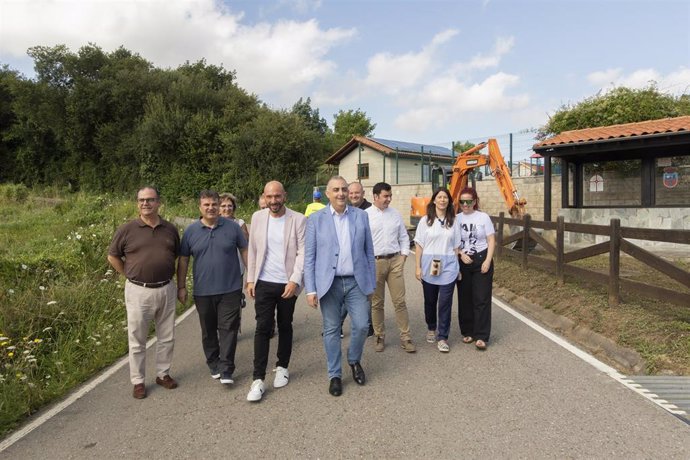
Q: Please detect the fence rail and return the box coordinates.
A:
[491,213,690,307]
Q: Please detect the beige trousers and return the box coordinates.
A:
[124,281,177,384]
[372,255,411,341]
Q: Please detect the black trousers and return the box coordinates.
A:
[456,249,493,342]
[253,280,297,380]
[195,290,242,374]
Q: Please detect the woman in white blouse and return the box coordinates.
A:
[414,188,462,353]
[456,187,495,350]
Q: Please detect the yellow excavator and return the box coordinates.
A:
[410,138,527,228]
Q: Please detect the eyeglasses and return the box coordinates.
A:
[459,199,474,205]
[137,198,158,204]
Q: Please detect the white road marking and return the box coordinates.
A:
[0,306,197,453]
[493,296,688,417]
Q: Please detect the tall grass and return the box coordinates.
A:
[0,186,309,436]
[0,187,185,436]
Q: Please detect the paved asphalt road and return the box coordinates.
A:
[2,257,689,459]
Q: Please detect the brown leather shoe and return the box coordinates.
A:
[132,383,146,399]
[155,375,178,389]
[400,339,417,353]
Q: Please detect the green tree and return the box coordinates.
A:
[332,108,376,147]
[538,85,690,139]
[291,97,329,135]
[453,140,476,154]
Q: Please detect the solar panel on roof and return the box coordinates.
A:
[371,137,454,157]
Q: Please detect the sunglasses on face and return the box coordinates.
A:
[460,199,474,205]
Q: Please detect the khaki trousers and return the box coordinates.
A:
[124,281,176,384]
[372,255,411,341]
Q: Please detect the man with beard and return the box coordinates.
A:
[245,181,306,402]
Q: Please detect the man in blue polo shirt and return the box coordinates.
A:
[177,190,248,384]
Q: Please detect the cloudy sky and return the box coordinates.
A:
[1,0,689,151]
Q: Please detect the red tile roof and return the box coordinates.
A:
[534,116,690,149]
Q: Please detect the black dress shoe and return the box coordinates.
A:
[329,377,342,396]
[350,362,366,385]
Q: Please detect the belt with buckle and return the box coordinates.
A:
[128,279,171,289]
[375,253,399,260]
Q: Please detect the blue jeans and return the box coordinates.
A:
[422,280,455,341]
[320,276,370,379]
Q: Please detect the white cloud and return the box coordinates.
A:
[394,72,529,133]
[364,29,458,94]
[587,67,690,95]
[465,36,515,70]
[0,0,354,96]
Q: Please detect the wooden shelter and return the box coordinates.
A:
[533,116,690,222]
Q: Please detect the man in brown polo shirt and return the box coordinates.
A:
[107,186,181,399]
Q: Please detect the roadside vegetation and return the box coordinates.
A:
[494,255,690,375]
[0,186,257,436]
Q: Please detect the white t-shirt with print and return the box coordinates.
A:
[457,211,495,255]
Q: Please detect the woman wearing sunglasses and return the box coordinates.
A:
[456,187,496,350]
[413,188,462,353]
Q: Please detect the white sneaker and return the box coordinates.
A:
[247,379,265,402]
[273,366,289,388]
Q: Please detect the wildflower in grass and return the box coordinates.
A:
[34,338,43,343]
[46,301,57,306]
[8,352,14,358]
[21,264,28,270]
[45,375,51,379]
[1,342,7,347]
[58,311,65,316]
[28,358,37,364]
[23,350,30,354]
[7,346,16,350]
[28,382,35,388]
[39,285,46,291]
[8,289,14,294]
[96,341,101,346]
[0,336,8,341]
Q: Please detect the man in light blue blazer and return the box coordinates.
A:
[304,176,376,397]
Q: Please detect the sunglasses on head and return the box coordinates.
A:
[459,199,474,205]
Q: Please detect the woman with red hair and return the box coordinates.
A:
[456,187,495,350]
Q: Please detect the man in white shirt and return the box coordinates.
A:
[365,182,416,353]
[245,181,306,402]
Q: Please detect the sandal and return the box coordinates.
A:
[475,339,487,350]
[437,340,450,353]
[426,330,436,343]
[462,336,474,344]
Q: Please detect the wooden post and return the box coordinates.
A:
[496,212,504,259]
[522,214,530,269]
[556,216,565,284]
[609,218,621,306]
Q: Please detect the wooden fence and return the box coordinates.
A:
[491,213,690,307]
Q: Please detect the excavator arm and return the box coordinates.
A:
[409,138,526,228]
[448,138,526,218]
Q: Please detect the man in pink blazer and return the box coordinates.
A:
[245,181,306,402]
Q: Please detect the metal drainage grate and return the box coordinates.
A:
[622,376,690,423]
